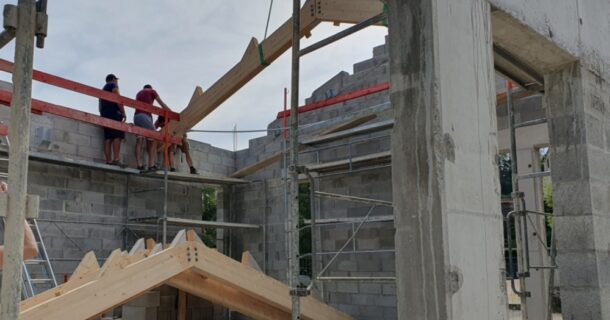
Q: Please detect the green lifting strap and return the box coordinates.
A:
[258,44,270,67]
[382,4,389,27]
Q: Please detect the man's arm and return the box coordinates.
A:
[155,94,171,110]
[0,182,39,269]
[0,222,38,268]
[113,87,126,122]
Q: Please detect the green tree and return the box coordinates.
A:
[202,187,217,247]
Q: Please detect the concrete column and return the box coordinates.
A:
[546,63,610,320]
[388,1,507,319]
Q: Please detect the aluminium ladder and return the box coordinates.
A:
[0,130,57,299]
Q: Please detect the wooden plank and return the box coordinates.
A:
[129,238,146,255]
[303,119,393,145]
[231,152,283,178]
[170,229,187,248]
[70,251,99,280]
[146,238,156,251]
[241,251,263,273]
[21,244,193,320]
[0,90,183,145]
[20,252,101,312]
[190,242,352,320]
[318,113,376,135]
[168,271,290,320]
[231,145,305,178]
[178,290,187,320]
[315,0,384,24]
[306,150,391,173]
[0,58,180,120]
[98,249,124,278]
[170,0,321,136]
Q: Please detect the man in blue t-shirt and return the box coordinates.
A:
[99,74,126,166]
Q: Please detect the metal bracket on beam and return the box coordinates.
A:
[289,288,310,297]
[35,0,48,48]
[3,4,17,30]
[0,194,40,219]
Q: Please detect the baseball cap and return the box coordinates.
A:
[105,74,119,82]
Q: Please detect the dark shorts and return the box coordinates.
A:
[101,112,125,140]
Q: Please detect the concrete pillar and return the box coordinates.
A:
[546,63,610,320]
[388,1,507,319]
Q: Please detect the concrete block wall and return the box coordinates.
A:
[0,90,235,281]
[230,40,397,319]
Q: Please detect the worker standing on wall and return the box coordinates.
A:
[0,182,38,268]
[98,74,126,166]
[134,84,171,172]
[155,116,198,175]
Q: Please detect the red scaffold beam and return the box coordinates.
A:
[0,58,180,120]
[276,82,390,119]
[0,90,182,145]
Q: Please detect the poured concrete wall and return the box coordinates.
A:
[388,1,507,319]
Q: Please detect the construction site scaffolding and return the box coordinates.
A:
[503,80,558,320]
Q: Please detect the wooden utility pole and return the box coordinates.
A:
[0,0,36,318]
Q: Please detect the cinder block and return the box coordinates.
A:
[122,306,158,320]
[126,291,160,307]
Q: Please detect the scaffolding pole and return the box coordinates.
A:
[288,0,302,318]
[0,0,36,318]
[506,80,529,319]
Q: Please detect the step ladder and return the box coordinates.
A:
[21,219,58,299]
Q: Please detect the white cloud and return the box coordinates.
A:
[0,0,387,150]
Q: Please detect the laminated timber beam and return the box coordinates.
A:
[170,0,385,136]
[20,232,352,320]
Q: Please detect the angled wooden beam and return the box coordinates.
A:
[231,151,284,179]
[315,0,384,24]
[241,251,263,273]
[168,271,290,320]
[146,238,156,250]
[98,249,125,278]
[170,0,321,136]
[230,145,305,179]
[71,251,100,280]
[20,252,101,312]
[318,113,377,135]
[129,238,146,255]
[190,242,352,320]
[170,229,187,247]
[21,243,193,320]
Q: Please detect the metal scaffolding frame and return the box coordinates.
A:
[503,80,558,320]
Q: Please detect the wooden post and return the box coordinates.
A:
[0,0,36,318]
[178,290,187,320]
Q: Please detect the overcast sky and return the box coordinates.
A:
[0,1,387,150]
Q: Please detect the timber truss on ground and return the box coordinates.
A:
[18,230,351,320]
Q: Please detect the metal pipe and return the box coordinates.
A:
[162,168,168,246]
[507,80,529,318]
[0,30,15,49]
[289,0,301,318]
[317,276,395,281]
[310,205,376,290]
[0,1,37,317]
[305,169,317,292]
[517,171,551,180]
[314,191,393,207]
[513,117,547,129]
[300,13,386,57]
